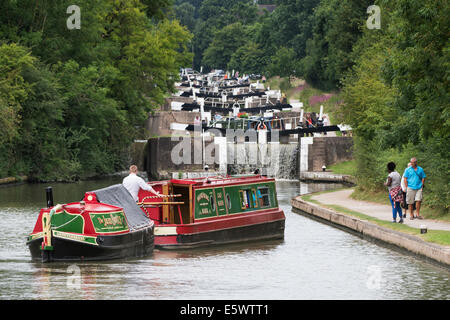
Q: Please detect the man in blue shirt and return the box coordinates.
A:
[403,157,426,220]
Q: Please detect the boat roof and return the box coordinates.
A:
[170,175,275,187]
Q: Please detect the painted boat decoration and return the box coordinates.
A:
[27,184,154,262]
[137,174,285,249]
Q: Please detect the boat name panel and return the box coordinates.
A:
[89,211,129,233]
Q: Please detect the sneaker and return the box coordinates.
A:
[392,220,396,223]
[410,216,415,220]
[417,216,424,220]
[399,219,404,224]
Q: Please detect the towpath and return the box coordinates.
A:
[310,188,450,231]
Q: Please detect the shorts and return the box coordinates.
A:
[406,187,423,204]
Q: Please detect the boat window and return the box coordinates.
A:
[226,193,231,209]
[251,189,258,208]
[240,189,259,209]
[257,188,271,207]
[240,190,249,209]
[210,194,215,212]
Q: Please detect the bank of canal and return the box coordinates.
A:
[0,179,449,299]
[292,189,450,268]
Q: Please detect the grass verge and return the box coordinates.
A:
[327,160,357,176]
[301,193,450,246]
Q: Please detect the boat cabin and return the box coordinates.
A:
[138,175,279,226]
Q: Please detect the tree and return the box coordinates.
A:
[0,43,35,145]
[174,2,196,31]
[191,0,258,70]
[379,0,450,211]
[228,41,267,74]
[266,47,297,79]
[0,0,193,180]
[300,0,372,90]
[202,22,249,70]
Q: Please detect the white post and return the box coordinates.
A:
[233,103,239,117]
[215,136,227,174]
[258,129,267,144]
[202,129,205,169]
[319,105,323,120]
[199,98,205,121]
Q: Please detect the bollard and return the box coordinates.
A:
[420,225,427,234]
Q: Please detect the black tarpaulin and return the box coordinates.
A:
[91,184,151,231]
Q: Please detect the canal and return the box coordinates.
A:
[0,178,448,299]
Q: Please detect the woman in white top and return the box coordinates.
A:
[384,162,403,223]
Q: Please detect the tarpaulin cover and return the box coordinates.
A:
[91,184,152,231]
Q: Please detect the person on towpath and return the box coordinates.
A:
[403,157,426,220]
[384,162,403,223]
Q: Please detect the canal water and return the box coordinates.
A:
[0,178,448,300]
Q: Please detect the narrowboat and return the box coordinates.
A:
[137,174,285,249]
[27,184,154,262]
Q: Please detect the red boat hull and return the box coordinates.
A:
[153,208,285,249]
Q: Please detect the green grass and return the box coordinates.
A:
[300,192,450,246]
[327,160,357,176]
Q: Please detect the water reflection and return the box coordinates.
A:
[0,179,449,299]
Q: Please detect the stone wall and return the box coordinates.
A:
[146,111,200,137]
[129,141,147,170]
[144,136,216,180]
[307,136,353,172]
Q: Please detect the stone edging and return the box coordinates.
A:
[291,196,450,268]
[0,176,28,185]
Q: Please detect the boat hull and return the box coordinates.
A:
[155,209,285,249]
[27,226,154,262]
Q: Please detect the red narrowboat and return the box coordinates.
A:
[137,174,285,249]
[27,184,154,262]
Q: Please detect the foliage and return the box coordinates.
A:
[0,44,35,145]
[340,0,449,213]
[0,0,192,181]
[202,22,249,70]
[299,0,373,90]
[266,47,298,79]
[227,41,267,74]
